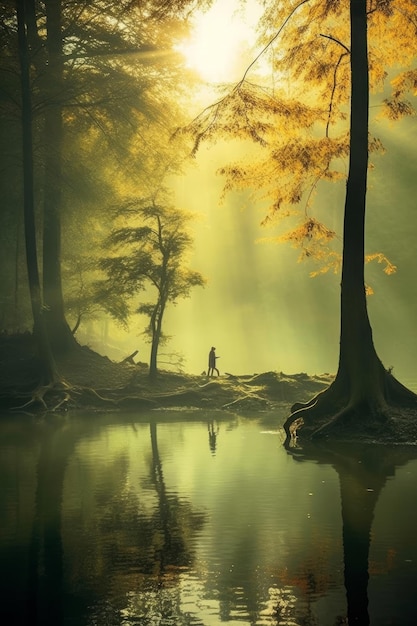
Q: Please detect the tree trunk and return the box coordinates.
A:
[149,308,161,379]
[17,0,58,385]
[338,0,386,409]
[149,297,167,380]
[42,0,75,353]
[283,0,417,440]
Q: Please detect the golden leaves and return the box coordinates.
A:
[391,70,417,98]
[177,0,415,284]
[278,217,340,274]
[380,70,417,120]
[280,217,336,245]
[365,252,397,275]
[382,98,415,120]
[179,81,324,157]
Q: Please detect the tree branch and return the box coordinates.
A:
[240,0,313,84]
[319,33,350,54]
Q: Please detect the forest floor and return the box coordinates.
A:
[1,333,417,446]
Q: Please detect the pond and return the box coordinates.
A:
[1,409,417,626]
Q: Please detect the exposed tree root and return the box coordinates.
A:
[385,372,417,404]
[10,380,129,413]
[284,376,347,438]
[12,383,55,410]
[283,369,417,446]
[11,381,74,411]
[7,376,165,414]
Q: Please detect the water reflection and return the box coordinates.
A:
[207,419,219,455]
[1,412,417,625]
[287,440,417,625]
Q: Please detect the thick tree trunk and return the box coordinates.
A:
[17,0,58,384]
[338,0,386,409]
[42,0,75,352]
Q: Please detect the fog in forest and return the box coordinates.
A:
[2,0,417,383]
[77,111,417,382]
[67,4,417,381]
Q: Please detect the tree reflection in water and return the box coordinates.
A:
[2,415,417,625]
[1,417,207,626]
[67,418,206,625]
[285,440,417,625]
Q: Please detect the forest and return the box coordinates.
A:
[1,0,417,444]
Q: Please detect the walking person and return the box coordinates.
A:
[208,346,220,377]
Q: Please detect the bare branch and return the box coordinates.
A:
[326,51,349,137]
[319,33,350,54]
[240,0,313,84]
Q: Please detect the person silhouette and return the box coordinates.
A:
[208,346,220,377]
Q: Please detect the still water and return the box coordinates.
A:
[1,409,417,626]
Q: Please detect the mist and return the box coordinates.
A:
[75,111,417,384]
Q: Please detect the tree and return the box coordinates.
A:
[1,0,209,349]
[100,199,205,379]
[284,0,417,439]
[16,0,58,384]
[182,0,417,439]
[30,0,198,352]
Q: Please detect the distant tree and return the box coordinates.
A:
[182,0,417,438]
[63,257,123,335]
[100,200,205,379]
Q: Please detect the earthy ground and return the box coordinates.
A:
[1,333,417,446]
[0,332,332,412]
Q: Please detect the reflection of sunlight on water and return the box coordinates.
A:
[121,571,301,625]
[261,586,298,624]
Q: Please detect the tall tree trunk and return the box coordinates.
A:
[16,0,58,384]
[338,0,386,409]
[42,0,74,352]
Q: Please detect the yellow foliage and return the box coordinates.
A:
[365,252,397,275]
[280,217,336,245]
[181,0,416,280]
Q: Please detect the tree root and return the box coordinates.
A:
[11,381,74,411]
[9,380,126,413]
[284,368,417,446]
[12,383,55,410]
[8,377,165,414]
[385,372,417,405]
[284,377,347,439]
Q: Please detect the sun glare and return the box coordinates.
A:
[177,1,262,84]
